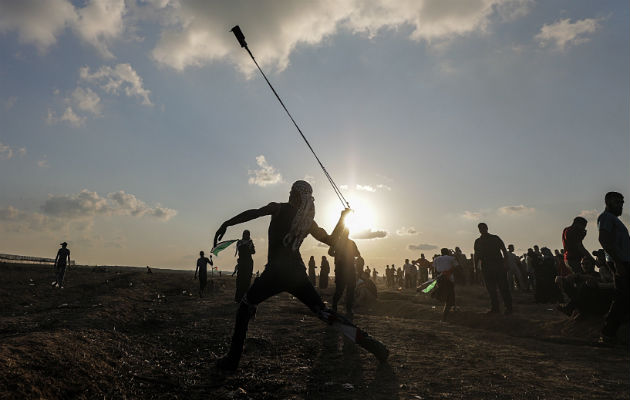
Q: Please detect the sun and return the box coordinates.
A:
[341,196,377,234]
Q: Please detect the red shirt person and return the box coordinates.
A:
[562,217,592,274]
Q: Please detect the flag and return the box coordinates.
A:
[211,240,237,257]
[422,280,437,293]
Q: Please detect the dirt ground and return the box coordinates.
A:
[1,263,628,399]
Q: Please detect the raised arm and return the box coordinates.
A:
[214,203,280,247]
[309,208,352,246]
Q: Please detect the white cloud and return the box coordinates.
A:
[80,63,152,106]
[248,155,283,187]
[578,209,599,220]
[535,18,600,51]
[408,243,438,251]
[461,210,483,220]
[60,106,86,126]
[396,226,418,236]
[351,228,387,240]
[376,184,391,191]
[498,205,535,216]
[40,189,177,221]
[73,0,126,59]
[71,87,102,115]
[150,0,531,73]
[0,142,26,160]
[339,184,349,190]
[356,184,376,192]
[0,0,76,51]
[0,0,127,57]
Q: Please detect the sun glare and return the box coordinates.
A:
[339,196,377,234]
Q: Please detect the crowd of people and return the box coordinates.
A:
[51,186,627,372]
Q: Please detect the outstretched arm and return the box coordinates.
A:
[214,203,280,247]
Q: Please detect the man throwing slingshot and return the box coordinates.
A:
[213,180,388,371]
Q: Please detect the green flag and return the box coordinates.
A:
[211,240,237,257]
[422,280,437,293]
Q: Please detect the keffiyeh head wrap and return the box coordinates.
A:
[283,180,315,251]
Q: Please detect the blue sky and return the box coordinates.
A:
[0,0,628,271]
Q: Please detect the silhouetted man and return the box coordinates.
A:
[330,228,360,318]
[53,242,70,289]
[234,230,256,302]
[598,192,630,343]
[213,181,386,371]
[308,256,317,286]
[195,251,212,297]
[319,256,330,289]
[474,223,512,314]
[562,216,593,274]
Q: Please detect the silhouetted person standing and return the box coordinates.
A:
[319,256,330,289]
[233,230,256,302]
[474,223,512,314]
[562,216,593,274]
[195,251,213,297]
[308,256,317,286]
[53,242,70,289]
[506,244,525,291]
[331,228,360,318]
[598,192,630,343]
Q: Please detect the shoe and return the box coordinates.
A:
[51,281,57,286]
[216,355,239,372]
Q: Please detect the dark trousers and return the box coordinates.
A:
[333,264,356,314]
[199,268,207,294]
[227,261,324,364]
[55,264,66,285]
[235,259,253,302]
[319,272,329,289]
[441,279,456,319]
[482,263,512,311]
[602,262,630,337]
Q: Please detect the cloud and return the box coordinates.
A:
[73,0,126,59]
[0,0,76,51]
[578,209,599,220]
[376,184,391,191]
[0,0,126,57]
[339,185,349,190]
[351,228,387,240]
[408,243,438,251]
[356,184,376,192]
[396,226,418,236]
[37,159,50,168]
[40,189,177,221]
[80,63,152,106]
[248,155,283,187]
[498,205,535,216]
[71,87,102,115]
[0,205,20,220]
[535,18,600,51]
[0,142,26,160]
[48,106,86,127]
[150,0,531,73]
[461,210,483,220]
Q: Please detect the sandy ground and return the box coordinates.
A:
[1,262,628,399]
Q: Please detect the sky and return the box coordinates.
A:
[0,0,628,272]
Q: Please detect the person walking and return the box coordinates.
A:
[562,217,593,274]
[319,256,330,289]
[474,223,513,314]
[195,251,213,297]
[308,256,317,286]
[234,230,256,302]
[330,228,360,318]
[52,242,71,289]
